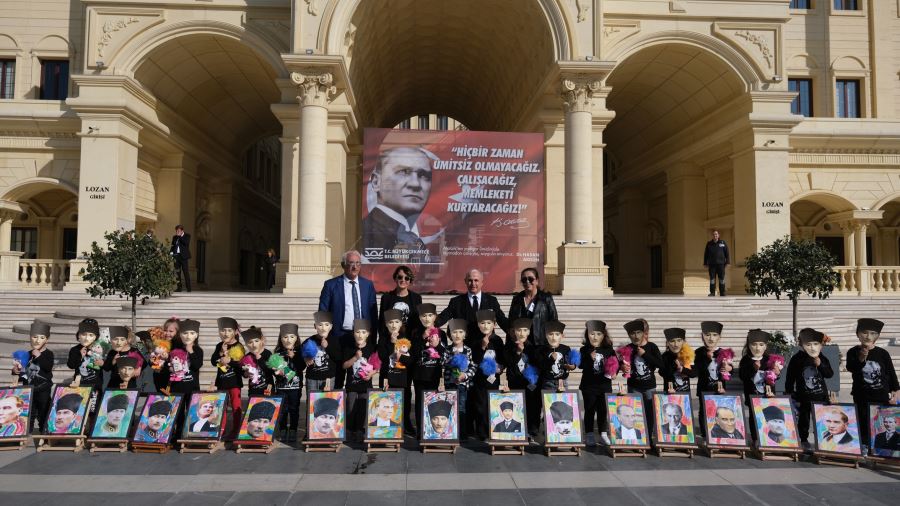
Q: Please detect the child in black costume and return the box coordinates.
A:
[785,327,833,448]
[580,320,616,446]
[846,318,900,448]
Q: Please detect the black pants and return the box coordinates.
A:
[708,264,725,295]
[279,389,301,432]
[175,256,191,291]
[32,385,51,434]
[795,398,817,443]
[582,388,609,433]
[346,390,367,433]
[854,398,878,447]
[468,384,491,439]
[525,386,542,436]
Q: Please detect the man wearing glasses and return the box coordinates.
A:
[436,269,509,345]
[507,268,557,345]
[362,146,438,263]
[319,249,378,388]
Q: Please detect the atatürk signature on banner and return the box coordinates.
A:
[491,217,530,229]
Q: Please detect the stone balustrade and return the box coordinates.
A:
[833,265,900,294]
[18,259,69,290]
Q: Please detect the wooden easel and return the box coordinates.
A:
[867,455,900,471]
[35,434,86,452]
[755,447,801,461]
[607,444,648,458]
[813,450,861,469]
[0,438,28,451]
[544,442,583,457]
[87,438,128,453]
[420,441,458,454]
[365,438,402,453]
[303,439,342,452]
[131,442,170,454]
[655,442,697,458]
[235,439,275,454]
[706,443,749,459]
[489,440,526,455]
[177,439,224,454]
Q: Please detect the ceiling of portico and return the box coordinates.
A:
[605,44,746,165]
[134,35,281,156]
[347,0,556,131]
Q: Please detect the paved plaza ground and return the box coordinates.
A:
[1,437,898,506]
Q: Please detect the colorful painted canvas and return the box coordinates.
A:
[488,391,527,442]
[366,389,403,441]
[606,394,649,447]
[421,390,458,442]
[183,392,227,440]
[751,396,801,451]
[653,393,696,445]
[702,394,747,447]
[90,389,138,439]
[542,391,583,444]
[813,403,861,456]
[47,385,92,435]
[0,386,32,438]
[869,404,900,459]
[238,396,283,443]
[133,394,183,444]
[307,391,345,441]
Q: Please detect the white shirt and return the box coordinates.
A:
[620,426,638,440]
[342,275,359,330]
[469,291,482,308]
[376,417,391,427]
[192,417,208,432]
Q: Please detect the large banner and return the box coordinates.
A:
[361,128,545,293]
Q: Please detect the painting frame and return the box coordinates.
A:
[420,390,459,444]
[46,385,93,436]
[701,394,749,449]
[868,403,900,460]
[812,402,862,458]
[89,389,139,440]
[652,393,697,448]
[306,390,345,443]
[0,386,33,439]
[365,389,404,442]
[542,390,584,446]
[132,393,183,445]
[488,390,527,444]
[751,395,801,452]
[181,391,228,441]
[237,395,284,444]
[606,393,650,449]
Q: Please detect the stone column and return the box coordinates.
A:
[556,75,613,296]
[665,162,708,295]
[272,87,301,291]
[283,71,337,293]
[840,222,856,268]
[0,202,24,289]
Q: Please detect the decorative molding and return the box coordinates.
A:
[712,22,781,81]
[576,0,589,22]
[305,0,321,16]
[670,1,686,13]
[791,151,900,165]
[291,71,337,107]
[561,77,601,113]
[601,20,640,51]
[344,22,357,59]
[86,8,165,69]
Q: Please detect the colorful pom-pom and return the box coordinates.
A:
[367,352,382,372]
[604,354,619,379]
[448,353,468,372]
[12,350,30,367]
[301,338,319,359]
[480,356,498,376]
[678,343,695,369]
[567,349,581,368]
[523,364,539,386]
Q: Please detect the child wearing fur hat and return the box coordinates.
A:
[241,326,273,396]
[304,311,343,392]
[537,321,576,391]
[443,318,476,439]
[580,320,617,446]
[273,323,305,441]
[739,329,777,442]
[378,309,415,434]
[12,322,54,433]
[661,327,696,395]
[506,318,540,439]
[469,309,506,440]
[115,357,139,389]
[168,319,203,395]
[67,318,102,389]
[343,319,379,440]
[621,318,663,434]
[846,318,900,449]
[785,328,834,448]
[695,321,731,397]
[210,317,244,439]
[103,327,142,389]
[413,308,446,438]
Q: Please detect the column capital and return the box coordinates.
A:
[827,210,884,227]
[291,71,338,107]
[0,200,23,222]
[560,77,605,113]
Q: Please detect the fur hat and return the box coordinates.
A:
[623,319,645,335]
[148,400,172,418]
[279,323,299,337]
[856,318,884,334]
[352,319,370,332]
[585,320,606,333]
[107,394,129,412]
[179,319,200,334]
[448,318,467,333]
[313,396,339,418]
[77,318,100,338]
[417,303,437,315]
[30,321,51,337]
[512,318,532,330]
[242,326,263,342]
[798,328,825,344]
[763,405,784,422]
[475,309,495,323]
[217,317,238,330]
[664,328,686,341]
[108,326,130,340]
[313,311,333,324]
[248,400,276,421]
[549,401,573,422]
[701,321,723,334]
[57,392,83,413]
[428,400,452,418]
[746,329,772,344]
[544,321,566,335]
[383,309,404,323]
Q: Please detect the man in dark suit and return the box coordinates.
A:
[709,406,744,440]
[368,396,400,427]
[615,403,642,441]
[660,403,689,437]
[436,269,509,344]
[493,401,522,433]
[820,406,854,446]
[169,224,191,292]
[318,249,378,388]
[874,413,900,451]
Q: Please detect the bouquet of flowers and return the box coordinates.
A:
[767,330,796,356]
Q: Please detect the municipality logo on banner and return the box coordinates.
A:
[364,248,384,260]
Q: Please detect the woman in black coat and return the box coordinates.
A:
[378,265,424,342]
[508,267,558,346]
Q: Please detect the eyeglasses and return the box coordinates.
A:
[520,277,536,283]
[395,276,411,281]
[345,261,361,266]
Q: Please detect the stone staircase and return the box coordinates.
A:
[1,291,899,397]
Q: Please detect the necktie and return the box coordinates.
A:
[350,280,361,320]
[824,433,833,441]
[472,294,479,312]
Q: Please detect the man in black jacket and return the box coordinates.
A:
[436,269,509,345]
[170,224,191,292]
[703,230,729,296]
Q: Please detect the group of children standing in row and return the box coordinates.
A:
[12,308,899,450]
